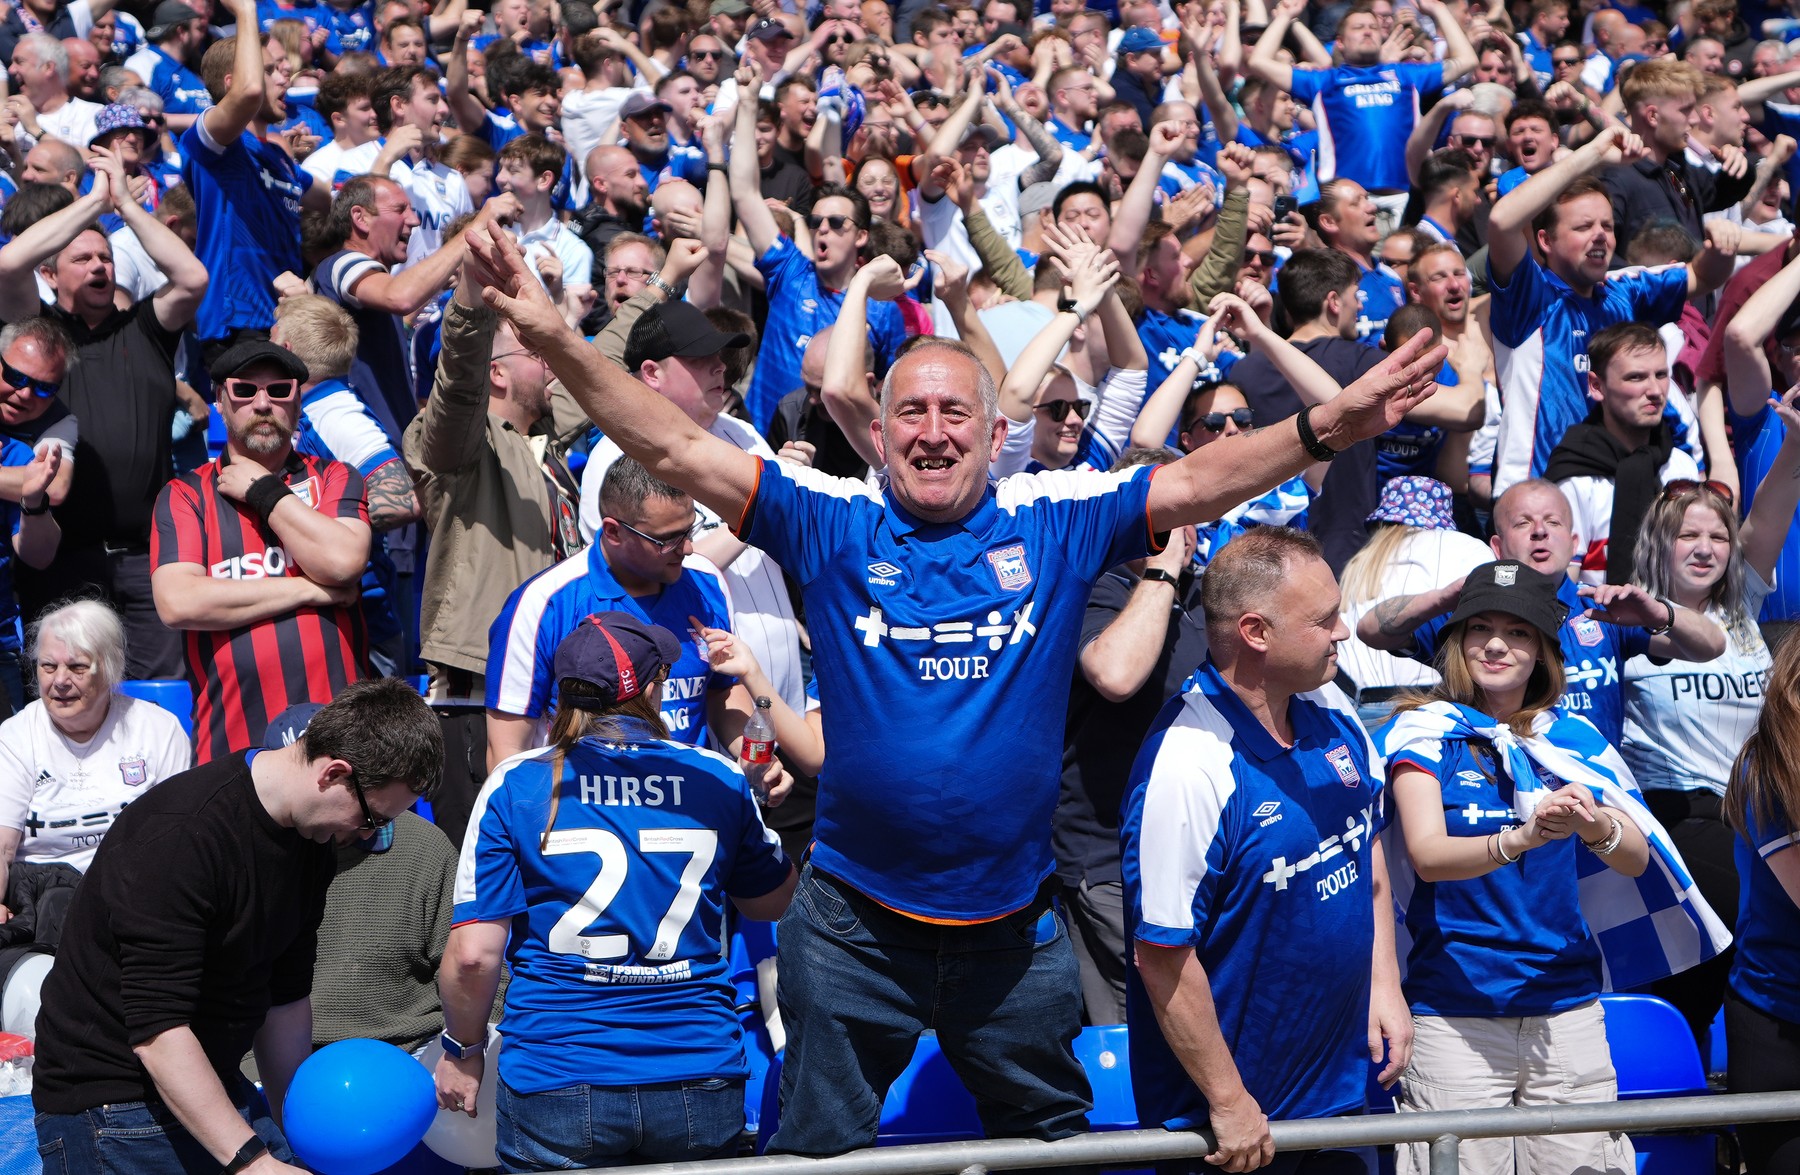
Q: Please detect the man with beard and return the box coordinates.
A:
[152,340,372,761]
[727,59,905,432]
[123,0,214,134]
[577,144,649,259]
[183,0,332,358]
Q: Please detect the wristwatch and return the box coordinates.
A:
[223,1136,269,1175]
[644,272,678,298]
[1647,596,1677,635]
[1142,568,1181,587]
[439,1030,487,1060]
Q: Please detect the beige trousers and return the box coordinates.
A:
[1396,1000,1635,1175]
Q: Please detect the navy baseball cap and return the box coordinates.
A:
[208,339,309,384]
[265,702,394,853]
[748,17,793,40]
[553,612,685,708]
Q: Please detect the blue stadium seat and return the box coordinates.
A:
[728,918,780,1141]
[118,679,194,738]
[877,1032,983,1145]
[1600,993,1715,1175]
[1704,1004,1727,1078]
[1075,1024,1138,1131]
[206,408,227,462]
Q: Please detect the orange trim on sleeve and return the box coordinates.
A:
[732,458,765,539]
[1143,464,1169,554]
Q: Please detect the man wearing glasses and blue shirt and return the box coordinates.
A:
[485,447,763,773]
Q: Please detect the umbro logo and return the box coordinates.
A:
[867,561,902,587]
[1253,800,1283,827]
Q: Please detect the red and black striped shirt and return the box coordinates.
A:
[152,452,370,762]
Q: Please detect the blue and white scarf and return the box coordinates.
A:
[1375,700,1732,991]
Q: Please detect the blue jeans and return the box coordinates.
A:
[767,864,1092,1156]
[35,1076,294,1174]
[495,1076,745,1171]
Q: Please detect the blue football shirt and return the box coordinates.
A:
[486,545,737,745]
[1487,249,1688,494]
[455,722,790,1092]
[1383,724,1603,1017]
[1355,258,1407,345]
[1729,396,1800,623]
[1406,577,1650,744]
[181,120,311,341]
[1123,662,1383,1125]
[1286,62,1445,193]
[140,46,212,115]
[1731,799,1800,1024]
[744,237,908,435]
[738,458,1159,920]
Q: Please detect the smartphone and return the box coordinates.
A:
[1272,194,1297,221]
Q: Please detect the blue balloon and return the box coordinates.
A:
[283,1039,438,1175]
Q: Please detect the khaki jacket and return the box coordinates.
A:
[402,299,589,675]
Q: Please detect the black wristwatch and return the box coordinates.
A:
[1142,568,1181,587]
[224,1136,269,1175]
[19,496,48,515]
[1295,404,1340,461]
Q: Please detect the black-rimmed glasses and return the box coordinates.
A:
[617,517,700,553]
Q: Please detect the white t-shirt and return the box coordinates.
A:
[514,216,595,290]
[27,97,103,149]
[302,137,380,187]
[560,84,645,184]
[0,694,191,872]
[1623,567,1775,795]
[1558,446,1701,585]
[578,415,804,714]
[1337,527,1496,694]
[109,224,163,301]
[391,155,473,274]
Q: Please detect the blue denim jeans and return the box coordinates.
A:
[34,1076,294,1175]
[495,1075,746,1171]
[767,864,1092,1156]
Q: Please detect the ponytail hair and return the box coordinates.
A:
[538,673,670,852]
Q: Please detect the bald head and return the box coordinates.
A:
[1592,9,1626,49]
[586,144,648,218]
[650,176,701,221]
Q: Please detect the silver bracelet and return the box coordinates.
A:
[1583,814,1626,856]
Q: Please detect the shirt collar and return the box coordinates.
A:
[583,543,640,608]
[516,219,561,245]
[879,479,999,540]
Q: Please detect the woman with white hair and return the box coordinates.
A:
[0,599,190,912]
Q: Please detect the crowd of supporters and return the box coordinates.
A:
[5,0,1800,1169]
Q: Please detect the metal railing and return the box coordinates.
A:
[604,1090,1800,1175]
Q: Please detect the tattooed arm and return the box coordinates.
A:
[1356,579,1465,652]
[365,460,423,532]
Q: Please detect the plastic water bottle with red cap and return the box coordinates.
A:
[742,697,776,803]
[0,1032,32,1096]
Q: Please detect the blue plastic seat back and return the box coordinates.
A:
[1600,993,1705,1099]
[1075,1024,1138,1130]
[117,679,194,738]
[729,918,780,1138]
[1704,1004,1727,1077]
[878,1032,983,1145]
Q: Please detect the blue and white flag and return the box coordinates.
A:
[1191,476,1313,569]
[1374,700,1732,991]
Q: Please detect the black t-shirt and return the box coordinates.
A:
[42,298,181,547]
[1230,337,1384,574]
[760,158,814,205]
[32,753,336,1114]
[1055,566,1208,886]
[767,386,869,481]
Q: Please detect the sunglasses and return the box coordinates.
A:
[827,31,854,43]
[689,47,725,58]
[1452,134,1495,148]
[1663,478,1735,506]
[1244,248,1274,264]
[617,517,700,553]
[2,359,57,398]
[350,779,396,831]
[1553,56,1582,66]
[1035,399,1086,422]
[222,376,298,401]
[1187,407,1254,433]
[806,213,858,232]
